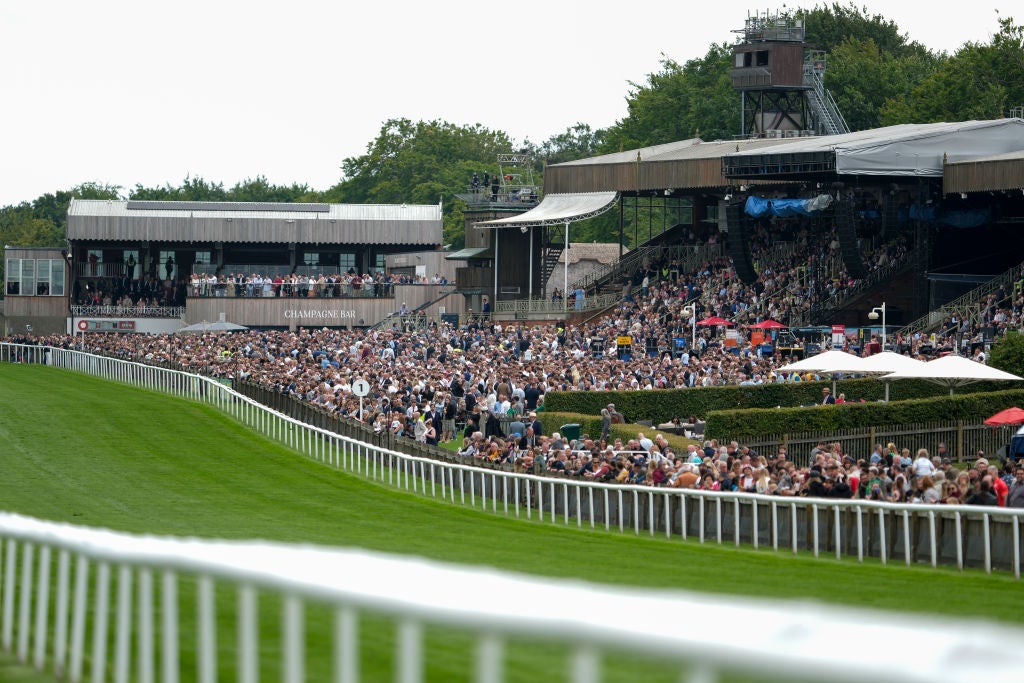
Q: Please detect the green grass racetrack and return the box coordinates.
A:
[0,364,1019,682]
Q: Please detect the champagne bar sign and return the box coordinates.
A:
[283,309,357,320]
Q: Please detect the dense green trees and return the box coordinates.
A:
[989,332,1024,379]
[601,45,737,150]
[882,16,1024,123]
[3,3,1021,269]
[326,118,515,248]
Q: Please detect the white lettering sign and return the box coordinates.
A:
[283,309,356,319]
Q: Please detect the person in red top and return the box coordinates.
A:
[988,465,1009,506]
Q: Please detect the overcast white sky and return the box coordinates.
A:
[0,0,1011,207]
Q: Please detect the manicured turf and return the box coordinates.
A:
[0,364,1019,681]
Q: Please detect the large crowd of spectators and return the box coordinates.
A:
[455,428,1024,508]
[15,212,1021,505]
[907,266,1024,360]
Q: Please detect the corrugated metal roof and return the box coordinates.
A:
[125,200,330,213]
[554,139,703,166]
[67,200,443,246]
[724,119,1024,178]
[947,149,1024,165]
[70,200,441,222]
[724,121,1012,158]
[550,137,805,167]
[943,148,1024,193]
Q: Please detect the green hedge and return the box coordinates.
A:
[704,388,1024,440]
[542,378,1017,424]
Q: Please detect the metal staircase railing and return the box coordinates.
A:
[568,243,726,296]
[568,246,653,294]
[898,260,1024,339]
[790,256,914,327]
[371,287,454,331]
[495,291,621,317]
[803,65,850,136]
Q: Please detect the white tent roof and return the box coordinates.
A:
[858,351,926,374]
[726,119,1024,177]
[474,192,618,228]
[777,350,866,374]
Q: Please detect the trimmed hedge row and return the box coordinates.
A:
[704,388,1024,440]
[542,378,1017,425]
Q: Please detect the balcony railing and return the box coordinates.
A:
[186,281,395,299]
[70,305,186,318]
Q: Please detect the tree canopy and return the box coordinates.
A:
[3,4,1021,267]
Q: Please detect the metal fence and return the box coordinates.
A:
[1,513,1020,683]
[741,421,1008,469]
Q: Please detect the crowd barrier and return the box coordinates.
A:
[2,513,1020,683]
[3,342,1023,579]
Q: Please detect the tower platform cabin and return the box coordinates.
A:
[732,12,849,137]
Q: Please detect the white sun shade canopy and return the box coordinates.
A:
[857,351,927,374]
[777,350,866,374]
[474,192,618,228]
[882,354,1023,383]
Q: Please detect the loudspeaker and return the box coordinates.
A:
[834,199,869,279]
[725,202,758,284]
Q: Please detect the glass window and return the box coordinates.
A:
[86,249,102,276]
[304,252,320,266]
[159,251,176,278]
[37,260,51,295]
[51,259,65,296]
[339,253,355,271]
[20,258,35,296]
[193,251,211,267]
[5,258,20,295]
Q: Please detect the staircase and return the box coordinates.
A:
[541,224,566,288]
[568,241,726,298]
[803,61,850,136]
[898,260,1024,339]
[370,287,454,331]
[792,257,914,326]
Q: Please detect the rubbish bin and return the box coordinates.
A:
[560,423,581,442]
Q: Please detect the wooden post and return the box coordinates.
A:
[956,420,964,464]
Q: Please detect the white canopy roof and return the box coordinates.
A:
[858,351,926,374]
[777,350,866,374]
[474,192,618,229]
[726,119,1024,177]
[882,354,1023,394]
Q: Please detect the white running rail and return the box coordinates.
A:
[3,342,1024,577]
[1,513,1021,683]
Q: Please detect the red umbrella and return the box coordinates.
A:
[749,320,788,329]
[697,316,734,327]
[984,407,1024,426]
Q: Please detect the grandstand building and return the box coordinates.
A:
[4,200,448,335]
[540,118,1024,327]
